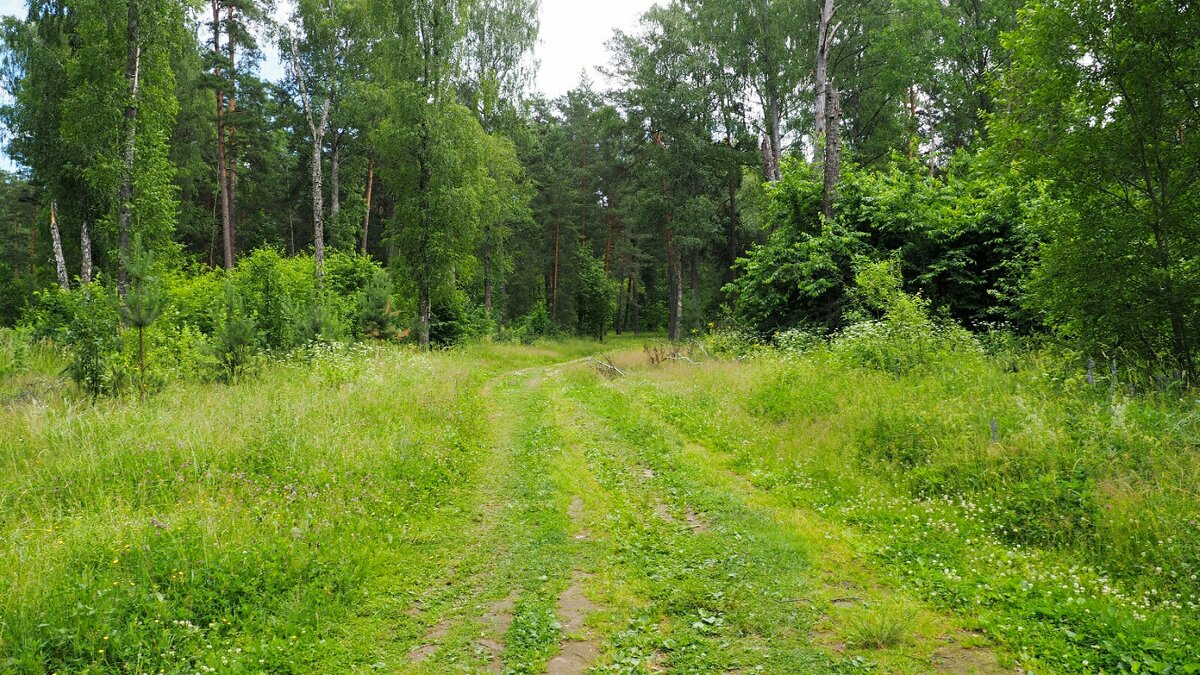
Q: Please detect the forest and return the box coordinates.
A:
[0,0,1199,673]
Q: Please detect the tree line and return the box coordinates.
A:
[1,0,1197,377]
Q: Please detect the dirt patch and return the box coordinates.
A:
[569,496,592,540]
[811,628,847,653]
[932,646,1007,674]
[407,620,451,662]
[653,502,676,523]
[684,506,709,532]
[477,592,517,672]
[546,641,600,674]
[557,571,596,633]
[546,571,599,674]
[642,468,657,479]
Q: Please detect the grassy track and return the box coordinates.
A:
[4,339,1198,673]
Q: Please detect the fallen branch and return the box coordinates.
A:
[590,357,626,378]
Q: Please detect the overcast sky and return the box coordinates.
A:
[0,0,657,96]
[536,0,656,97]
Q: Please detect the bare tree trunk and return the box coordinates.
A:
[290,35,332,285]
[823,87,842,220]
[483,233,493,316]
[81,220,93,283]
[630,267,641,333]
[117,0,142,297]
[28,208,37,278]
[214,1,234,271]
[765,99,783,181]
[815,0,835,165]
[604,212,613,273]
[311,135,326,282]
[615,275,626,334]
[361,158,374,255]
[667,221,682,342]
[330,134,341,224]
[49,202,69,290]
[226,3,238,231]
[551,220,561,319]
[417,281,432,345]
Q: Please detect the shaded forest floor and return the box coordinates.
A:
[2,339,1197,673]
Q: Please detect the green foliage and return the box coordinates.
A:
[998,0,1200,375]
[295,300,344,345]
[210,281,258,383]
[830,258,981,374]
[234,248,296,352]
[26,287,75,342]
[355,268,400,340]
[0,326,32,378]
[427,288,489,347]
[0,263,27,328]
[62,282,120,398]
[574,245,617,341]
[505,302,552,344]
[728,155,1035,338]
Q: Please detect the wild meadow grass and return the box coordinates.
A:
[0,337,620,673]
[3,328,1199,673]
[632,343,1200,672]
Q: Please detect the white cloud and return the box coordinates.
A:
[535,0,657,98]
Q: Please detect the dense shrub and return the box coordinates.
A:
[727,154,1036,338]
[355,268,402,340]
[209,281,258,383]
[62,283,121,398]
[830,258,981,373]
[0,326,32,378]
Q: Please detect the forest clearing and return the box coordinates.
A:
[1,0,1199,672]
[1,336,1198,673]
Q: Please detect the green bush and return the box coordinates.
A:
[508,303,552,344]
[831,258,981,373]
[355,268,401,340]
[210,281,258,383]
[296,299,345,345]
[0,326,33,378]
[26,287,75,342]
[63,283,122,398]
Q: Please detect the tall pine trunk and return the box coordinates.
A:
[667,221,682,342]
[117,0,141,297]
[226,3,238,231]
[630,267,641,334]
[214,1,234,270]
[551,220,561,319]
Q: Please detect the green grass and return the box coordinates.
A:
[2,334,1198,673]
[629,346,1200,673]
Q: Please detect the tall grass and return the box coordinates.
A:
[0,339,622,673]
[635,338,1200,671]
